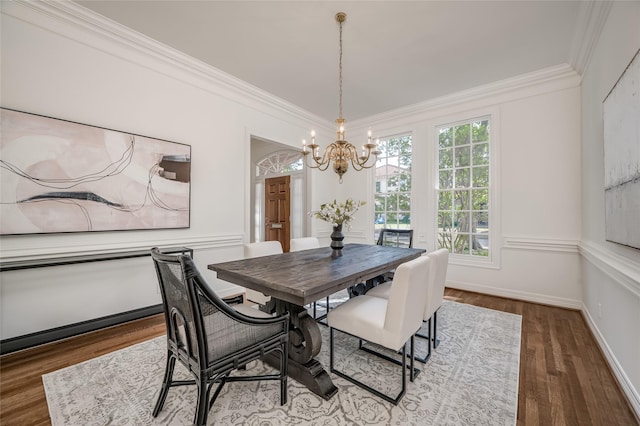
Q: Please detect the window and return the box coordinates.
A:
[256,151,303,177]
[374,134,412,240]
[436,118,490,257]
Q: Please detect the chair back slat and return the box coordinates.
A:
[376,228,414,248]
[152,251,207,367]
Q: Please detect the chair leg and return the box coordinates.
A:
[359,338,422,376]
[433,310,440,349]
[331,327,409,405]
[409,335,415,382]
[193,375,209,426]
[153,351,176,417]
[280,341,289,405]
[414,317,433,363]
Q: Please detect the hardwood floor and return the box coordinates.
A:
[0,289,637,425]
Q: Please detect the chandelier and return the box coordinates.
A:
[302,12,380,183]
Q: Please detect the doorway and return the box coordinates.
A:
[264,175,291,252]
[250,138,307,248]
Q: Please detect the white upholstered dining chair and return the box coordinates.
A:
[366,248,449,362]
[327,255,431,404]
[289,237,320,252]
[243,241,283,305]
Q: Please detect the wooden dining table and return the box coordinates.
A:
[208,243,425,400]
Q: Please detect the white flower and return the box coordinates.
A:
[310,198,365,229]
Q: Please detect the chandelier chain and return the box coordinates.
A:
[338,17,343,119]
[301,12,379,183]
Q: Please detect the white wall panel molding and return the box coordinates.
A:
[0,234,244,263]
[582,304,640,417]
[446,278,582,309]
[580,241,640,298]
[4,0,328,130]
[503,236,580,254]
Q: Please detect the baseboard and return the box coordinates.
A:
[0,304,163,355]
[581,304,640,421]
[445,279,583,310]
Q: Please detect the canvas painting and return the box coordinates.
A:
[603,49,640,250]
[0,109,191,235]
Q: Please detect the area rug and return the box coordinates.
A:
[43,300,521,425]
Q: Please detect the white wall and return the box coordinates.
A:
[579,1,640,414]
[0,2,329,339]
[343,66,583,308]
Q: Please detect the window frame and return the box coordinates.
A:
[373,133,413,241]
[433,109,500,269]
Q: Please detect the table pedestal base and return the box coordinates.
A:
[263,353,338,400]
[260,299,338,399]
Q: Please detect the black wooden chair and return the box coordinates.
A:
[376,228,414,248]
[150,248,289,426]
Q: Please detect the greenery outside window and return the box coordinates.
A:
[374,134,412,240]
[437,118,490,257]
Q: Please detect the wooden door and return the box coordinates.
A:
[265,175,291,252]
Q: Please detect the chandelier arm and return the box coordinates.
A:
[349,144,377,171]
[304,147,331,170]
[348,145,366,171]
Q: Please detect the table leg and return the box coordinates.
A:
[263,300,338,400]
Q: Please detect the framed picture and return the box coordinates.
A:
[0,108,191,235]
[603,49,640,250]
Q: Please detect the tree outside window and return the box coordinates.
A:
[374,134,412,240]
[437,119,490,257]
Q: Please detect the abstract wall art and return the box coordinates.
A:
[0,108,191,235]
[603,49,640,250]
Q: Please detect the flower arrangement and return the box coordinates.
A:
[311,198,365,228]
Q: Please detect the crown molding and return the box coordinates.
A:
[4,0,327,128]
[353,64,581,128]
[569,0,613,75]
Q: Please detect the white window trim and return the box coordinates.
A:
[431,107,501,269]
[372,132,414,239]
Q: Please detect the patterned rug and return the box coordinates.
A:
[43,300,521,425]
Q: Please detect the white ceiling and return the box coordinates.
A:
[77,1,584,122]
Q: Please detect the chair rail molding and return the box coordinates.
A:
[0,234,244,264]
[503,236,580,254]
[579,241,640,298]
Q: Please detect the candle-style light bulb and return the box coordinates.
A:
[302,139,307,152]
[311,130,316,144]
